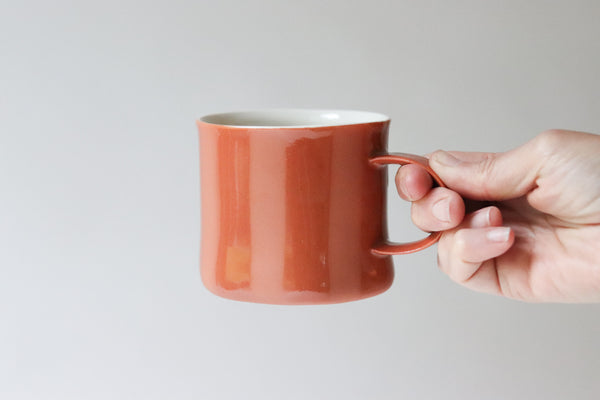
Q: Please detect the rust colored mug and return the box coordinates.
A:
[198,110,445,305]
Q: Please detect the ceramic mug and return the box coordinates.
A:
[197,109,445,305]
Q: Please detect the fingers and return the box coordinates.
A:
[410,187,465,232]
[437,206,514,295]
[465,205,503,228]
[396,161,516,296]
[428,144,541,201]
[396,163,465,232]
[395,164,432,201]
[453,227,512,264]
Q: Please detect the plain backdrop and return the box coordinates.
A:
[1,1,600,399]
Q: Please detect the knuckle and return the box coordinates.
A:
[436,235,449,273]
[410,202,431,231]
[436,253,449,276]
[436,231,455,275]
[534,129,567,156]
[409,203,422,227]
[474,154,497,198]
[452,229,469,255]
[444,230,469,282]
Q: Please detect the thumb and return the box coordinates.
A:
[428,145,541,201]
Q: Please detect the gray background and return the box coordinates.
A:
[1,0,600,399]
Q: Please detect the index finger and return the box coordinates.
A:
[395,163,434,201]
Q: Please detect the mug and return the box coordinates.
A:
[197,109,445,305]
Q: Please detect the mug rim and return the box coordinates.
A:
[199,109,390,129]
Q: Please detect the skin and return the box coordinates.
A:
[396,130,600,303]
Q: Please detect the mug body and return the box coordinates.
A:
[198,110,394,304]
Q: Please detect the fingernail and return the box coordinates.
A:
[431,151,461,167]
[471,208,491,227]
[399,179,415,201]
[432,197,451,223]
[486,227,511,243]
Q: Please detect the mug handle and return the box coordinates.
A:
[369,152,446,256]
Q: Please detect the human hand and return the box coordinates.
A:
[397,130,600,302]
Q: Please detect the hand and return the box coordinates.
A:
[397,130,600,303]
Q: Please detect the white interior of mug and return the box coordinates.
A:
[200,109,390,128]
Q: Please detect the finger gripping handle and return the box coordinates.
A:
[369,152,446,255]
